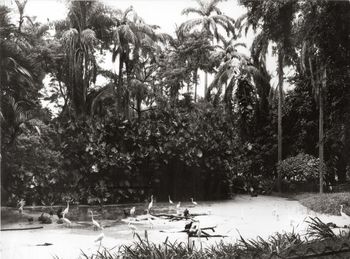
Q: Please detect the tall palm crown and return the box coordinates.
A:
[179,0,236,43]
[111,6,169,118]
[180,0,236,99]
[60,1,113,118]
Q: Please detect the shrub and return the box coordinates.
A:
[278,153,320,191]
[60,104,238,204]
[1,119,64,206]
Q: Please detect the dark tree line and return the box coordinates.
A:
[1,0,349,205]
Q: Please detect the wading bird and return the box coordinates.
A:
[18,199,25,214]
[90,211,101,230]
[62,201,70,217]
[130,207,136,217]
[147,195,153,214]
[176,202,181,209]
[168,196,173,204]
[191,198,198,206]
[95,232,104,248]
[128,222,137,236]
[340,205,350,219]
[62,214,72,227]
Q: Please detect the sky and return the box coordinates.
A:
[2,0,289,114]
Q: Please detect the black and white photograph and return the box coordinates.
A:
[1,0,350,258]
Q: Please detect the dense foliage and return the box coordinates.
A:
[1,0,349,205]
[278,153,320,192]
[60,102,237,203]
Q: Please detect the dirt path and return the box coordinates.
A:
[1,195,349,259]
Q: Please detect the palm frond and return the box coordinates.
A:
[234,42,247,48]
[62,28,79,46]
[179,18,203,32]
[205,0,223,14]
[235,13,248,29]
[156,33,173,44]
[123,5,134,20]
[250,31,269,64]
[90,84,115,115]
[80,29,97,47]
[118,25,137,44]
[181,7,204,16]
[133,23,156,40]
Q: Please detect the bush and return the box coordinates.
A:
[1,119,64,206]
[60,104,238,204]
[278,153,320,191]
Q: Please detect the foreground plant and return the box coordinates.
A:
[79,217,350,259]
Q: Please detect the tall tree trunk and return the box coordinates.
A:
[319,68,326,193]
[117,54,124,115]
[125,59,131,120]
[194,69,198,102]
[277,51,284,193]
[204,71,208,98]
[136,97,141,120]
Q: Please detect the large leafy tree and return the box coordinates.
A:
[0,5,59,203]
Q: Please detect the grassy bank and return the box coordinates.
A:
[295,192,350,216]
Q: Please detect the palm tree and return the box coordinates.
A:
[239,0,296,192]
[180,0,235,98]
[300,42,327,194]
[207,41,262,118]
[60,1,112,118]
[111,6,168,118]
[14,0,31,32]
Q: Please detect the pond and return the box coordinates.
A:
[1,195,349,259]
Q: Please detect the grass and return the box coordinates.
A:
[80,217,350,259]
[295,192,350,216]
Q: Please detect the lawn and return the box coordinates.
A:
[294,192,350,216]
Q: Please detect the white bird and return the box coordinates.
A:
[176,202,181,210]
[191,198,198,206]
[90,211,101,230]
[128,222,137,236]
[147,195,153,214]
[18,199,25,214]
[168,195,173,204]
[94,232,104,248]
[62,201,70,217]
[130,206,136,216]
[62,214,72,227]
[148,217,154,229]
[340,205,350,219]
